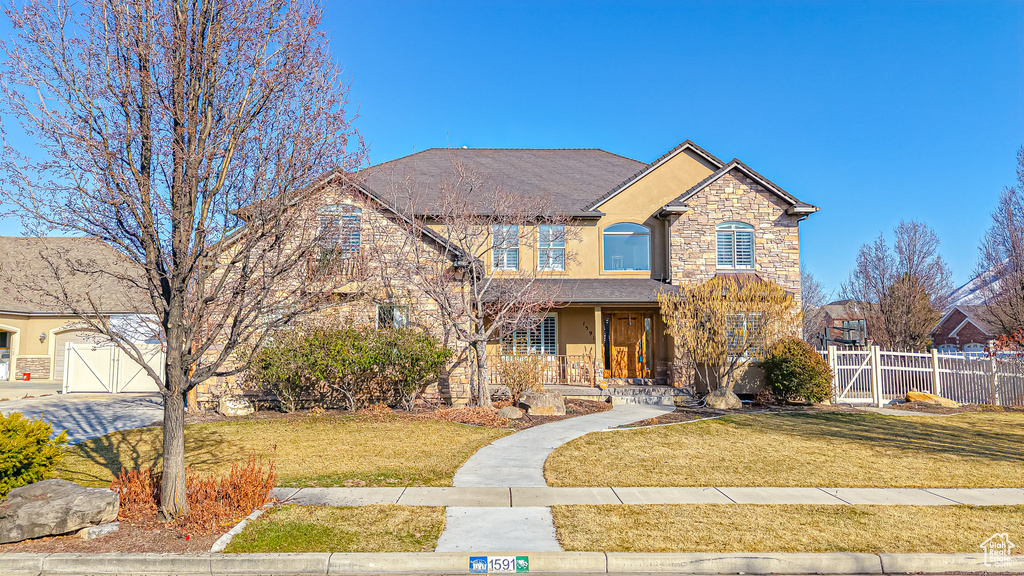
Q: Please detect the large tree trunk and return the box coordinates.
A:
[159,375,189,520]
[474,340,492,408]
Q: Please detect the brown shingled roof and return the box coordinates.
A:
[359,148,646,214]
[0,237,146,315]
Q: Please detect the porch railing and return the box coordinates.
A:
[491,354,598,386]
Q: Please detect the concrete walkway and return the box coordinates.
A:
[440,403,673,552]
[0,393,163,444]
[272,486,1024,507]
[453,403,674,487]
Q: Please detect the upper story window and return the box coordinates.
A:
[538,224,566,271]
[492,225,520,270]
[318,204,361,259]
[602,223,650,272]
[716,222,754,270]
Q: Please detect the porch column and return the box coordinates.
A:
[594,307,603,380]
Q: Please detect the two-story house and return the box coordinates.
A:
[196,140,817,405]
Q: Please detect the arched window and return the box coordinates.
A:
[716,222,754,269]
[603,223,650,272]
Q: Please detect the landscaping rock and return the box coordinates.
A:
[497,406,524,420]
[705,387,742,410]
[0,479,119,544]
[488,385,512,400]
[518,390,565,416]
[78,521,120,539]
[905,391,960,408]
[219,395,254,417]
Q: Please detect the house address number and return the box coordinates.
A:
[470,556,529,573]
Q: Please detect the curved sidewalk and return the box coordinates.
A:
[437,403,673,553]
[453,403,674,488]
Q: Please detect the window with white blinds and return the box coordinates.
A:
[716,222,754,269]
[502,315,557,355]
[318,204,361,259]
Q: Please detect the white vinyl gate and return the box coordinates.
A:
[62,342,164,393]
[823,345,1024,407]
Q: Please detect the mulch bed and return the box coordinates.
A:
[184,397,612,430]
[885,401,1024,415]
[0,518,220,554]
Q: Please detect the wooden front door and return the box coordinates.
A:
[610,313,652,378]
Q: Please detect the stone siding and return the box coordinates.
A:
[195,182,474,409]
[15,356,50,380]
[668,169,802,300]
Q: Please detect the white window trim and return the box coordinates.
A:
[716,222,755,270]
[601,222,651,272]
[492,225,520,271]
[537,224,566,271]
[502,313,558,356]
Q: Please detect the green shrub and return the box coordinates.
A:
[763,338,833,403]
[495,355,545,403]
[0,412,68,497]
[248,325,451,411]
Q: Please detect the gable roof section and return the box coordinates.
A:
[361,148,646,215]
[584,140,725,211]
[662,158,818,216]
[933,305,999,338]
[0,237,146,315]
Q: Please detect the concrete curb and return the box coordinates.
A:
[1,551,1021,575]
[209,508,266,553]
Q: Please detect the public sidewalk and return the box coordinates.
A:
[272,485,1024,507]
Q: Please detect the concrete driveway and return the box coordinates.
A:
[0,393,164,444]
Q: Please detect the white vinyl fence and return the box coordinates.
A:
[823,345,1024,407]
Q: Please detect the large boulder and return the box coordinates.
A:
[518,390,566,416]
[219,395,254,417]
[497,406,524,420]
[906,391,960,408]
[705,387,742,410]
[0,479,119,544]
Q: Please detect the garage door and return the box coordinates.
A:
[63,342,163,393]
[53,330,100,383]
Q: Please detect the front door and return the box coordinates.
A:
[609,313,652,378]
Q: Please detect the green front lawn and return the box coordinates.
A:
[58,414,509,488]
[553,504,1024,553]
[546,411,1024,488]
[224,505,445,553]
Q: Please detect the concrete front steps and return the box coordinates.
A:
[546,383,692,406]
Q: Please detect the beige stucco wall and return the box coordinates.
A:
[0,313,85,381]
[426,149,716,280]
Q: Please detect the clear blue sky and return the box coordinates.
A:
[2,0,1022,296]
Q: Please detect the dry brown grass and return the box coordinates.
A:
[224,505,444,553]
[546,411,1024,488]
[553,504,1024,553]
[58,414,509,488]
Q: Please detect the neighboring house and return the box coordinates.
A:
[931,305,999,355]
[0,237,145,382]
[197,140,818,403]
[814,299,869,348]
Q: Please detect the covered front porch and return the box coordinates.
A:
[489,303,676,387]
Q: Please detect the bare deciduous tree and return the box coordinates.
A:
[0,0,362,519]
[375,156,576,407]
[977,146,1024,335]
[842,220,952,350]
[800,266,829,345]
[659,276,800,393]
